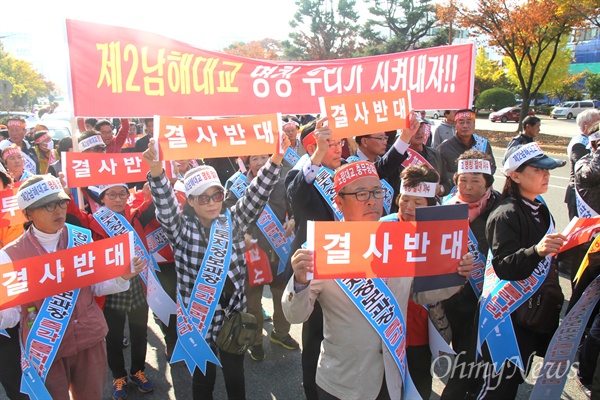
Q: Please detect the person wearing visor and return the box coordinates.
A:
[0,175,144,399]
[33,130,59,174]
[474,142,567,398]
[66,183,154,399]
[1,144,33,183]
[283,161,474,400]
[142,134,290,400]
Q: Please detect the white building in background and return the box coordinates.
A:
[0,30,68,94]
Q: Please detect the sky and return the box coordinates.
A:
[2,0,468,97]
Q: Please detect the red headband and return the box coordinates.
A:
[301,131,317,148]
[2,146,22,162]
[455,111,476,120]
[334,161,379,194]
[34,133,52,145]
[7,120,25,128]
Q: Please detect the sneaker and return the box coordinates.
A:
[262,308,272,322]
[270,333,300,350]
[249,344,266,361]
[111,377,128,400]
[129,370,154,393]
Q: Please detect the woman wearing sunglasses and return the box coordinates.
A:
[142,134,290,400]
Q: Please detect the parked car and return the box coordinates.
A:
[40,120,72,144]
[424,110,444,119]
[488,106,535,123]
[0,111,39,131]
[551,100,595,119]
[40,111,72,123]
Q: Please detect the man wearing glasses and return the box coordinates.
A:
[284,114,420,400]
[354,133,390,163]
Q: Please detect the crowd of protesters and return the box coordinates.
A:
[0,107,597,400]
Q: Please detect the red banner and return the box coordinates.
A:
[66,19,475,117]
[319,91,410,139]
[155,114,282,160]
[0,186,27,229]
[308,219,468,279]
[62,152,176,188]
[0,232,133,310]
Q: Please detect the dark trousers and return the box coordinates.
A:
[316,378,390,400]
[104,304,149,378]
[407,344,432,399]
[156,262,178,350]
[0,325,28,400]
[580,313,600,384]
[302,301,324,400]
[192,349,245,400]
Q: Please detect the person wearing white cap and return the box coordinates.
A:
[0,174,144,399]
[65,182,154,399]
[473,142,567,399]
[574,123,600,217]
[142,134,290,400]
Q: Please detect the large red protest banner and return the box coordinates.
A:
[0,233,133,309]
[308,219,468,279]
[66,19,475,117]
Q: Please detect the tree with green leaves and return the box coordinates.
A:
[503,36,573,99]
[282,0,360,60]
[475,87,516,110]
[459,0,584,130]
[0,41,53,110]
[361,0,436,55]
[474,47,513,97]
[586,73,600,100]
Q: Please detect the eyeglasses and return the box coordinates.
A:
[40,199,70,212]
[329,140,346,148]
[91,146,106,153]
[189,191,225,206]
[338,188,385,202]
[105,191,129,200]
[367,136,388,142]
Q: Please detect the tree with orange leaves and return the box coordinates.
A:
[222,39,283,60]
[457,0,584,129]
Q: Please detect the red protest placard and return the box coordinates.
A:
[560,216,600,253]
[66,19,475,117]
[318,91,410,139]
[308,220,468,279]
[62,152,176,188]
[0,186,27,229]
[155,114,282,161]
[0,232,133,310]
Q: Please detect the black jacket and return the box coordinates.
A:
[575,148,600,214]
